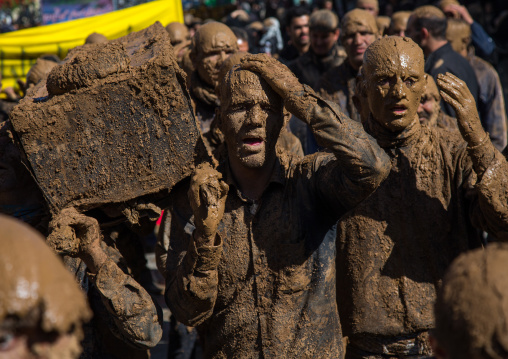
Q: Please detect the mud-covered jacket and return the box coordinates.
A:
[317,59,360,123]
[288,45,345,90]
[336,117,508,356]
[469,54,507,151]
[156,88,390,359]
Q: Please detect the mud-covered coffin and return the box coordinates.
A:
[10,22,207,213]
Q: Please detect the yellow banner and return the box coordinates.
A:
[0,0,183,91]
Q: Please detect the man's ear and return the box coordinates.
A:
[421,27,430,41]
[333,29,340,42]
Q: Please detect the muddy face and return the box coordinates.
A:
[361,36,425,132]
[0,215,91,359]
[166,22,190,46]
[219,69,283,169]
[388,11,411,36]
[288,15,310,48]
[434,243,508,359]
[0,328,81,359]
[418,75,440,125]
[192,22,238,88]
[26,59,58,90]
[342,9,378,70]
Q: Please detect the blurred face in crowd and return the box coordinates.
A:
[387,11,411,36]
[361,37,426,132]
[287,15,309,49]
[418,90,440,126]
[356,0,379,16]
[310,29,339,56]
[341,9,378,70]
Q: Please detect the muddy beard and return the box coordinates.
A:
[419,108,440,128]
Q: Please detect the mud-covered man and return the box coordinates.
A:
[156,54,390,358]
[0,214,91,359]
[188,22,238,135]
[336,36,508,359]
[318,9,379,123]
[431,243,508,359]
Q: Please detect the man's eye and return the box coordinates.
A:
[405,78,416,86]
[0,333,15,351]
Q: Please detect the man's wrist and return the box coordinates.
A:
[193,228,217,247]
[81,245,108,274]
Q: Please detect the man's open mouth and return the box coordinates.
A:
[243,137,264,146]
[391,104,408,115]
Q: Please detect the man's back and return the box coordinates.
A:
[469,54,507,151]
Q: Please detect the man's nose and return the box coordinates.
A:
[353,32,362,44]
[391,78,407,98]
[218,51,228,64]
[247,104,267,124]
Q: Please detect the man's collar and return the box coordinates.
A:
[221,155,286,192]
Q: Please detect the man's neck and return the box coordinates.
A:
[425,38,448,57]
[228,155,276,201]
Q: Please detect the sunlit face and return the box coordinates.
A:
[310,29,339,56]
[220,71,283,169]
[342,22,377,70]
[288,15,310,48]
[364,47,425,132]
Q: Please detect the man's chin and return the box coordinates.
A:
[238,154,266,169]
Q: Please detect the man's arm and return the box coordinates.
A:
[47,208,163,348]
[161,163,228,326]
[241,55,391,211]
[438,73,508,240]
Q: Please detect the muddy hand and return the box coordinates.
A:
[47,207,101,257]
[437,72,486,147]
[240,54,304,98]
[188,162,229,245]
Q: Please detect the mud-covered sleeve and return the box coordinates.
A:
[464,137,508,240]
[160,189,223,327]
[286,85,391,213]
[92,258,163,348]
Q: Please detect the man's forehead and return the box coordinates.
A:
[343,22,375,36]
[222,70,279,106]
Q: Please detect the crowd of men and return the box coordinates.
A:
[1,0,508,358]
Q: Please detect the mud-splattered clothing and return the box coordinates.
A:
[288,45,346,90]
[469,54,507,151]
[425,43,479,118]
[157,88,390,359]
[336,118,508,358]
[65,240,163,359]
[317,60,361,123]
